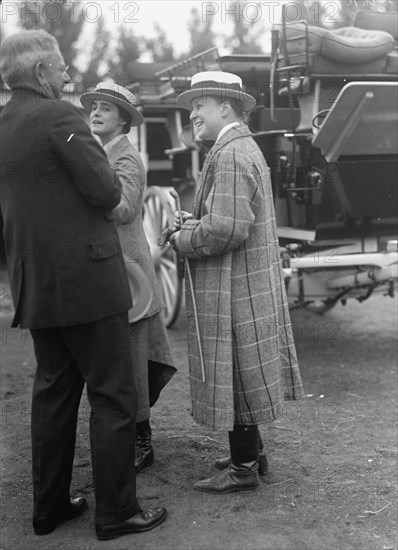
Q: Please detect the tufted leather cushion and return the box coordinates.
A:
[329,27,395,63]
[276,23,394,64]
[354,11,398,40]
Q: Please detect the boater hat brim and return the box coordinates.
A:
[80,90,144,126]
[177,84,256,112]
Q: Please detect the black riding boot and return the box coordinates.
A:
[214,426,268,475]
[194,425,260,493]
[134,419,154,473]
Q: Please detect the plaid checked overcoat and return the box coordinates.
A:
[177,124,304,430]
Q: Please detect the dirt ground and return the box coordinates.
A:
[0,270,397,550]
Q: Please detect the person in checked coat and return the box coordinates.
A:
[0,30,166,540]
[169,71,304,494]
[80,82,176,474]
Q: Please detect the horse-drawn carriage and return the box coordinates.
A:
[132,9,398,327]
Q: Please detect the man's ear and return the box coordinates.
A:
[220,101,232,118]
[34,62,46,85]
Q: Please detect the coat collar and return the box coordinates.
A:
[10,86,51,102]
[103,134,125,155]
[216,121,240,143]
[208,124,253,157]
[201,124,253,168]
[105,135,130,159]
[192,124,253,217]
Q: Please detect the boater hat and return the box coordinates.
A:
[177,71,256,112]
[80,82,144,126]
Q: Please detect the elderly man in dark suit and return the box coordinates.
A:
[0,29,166,541]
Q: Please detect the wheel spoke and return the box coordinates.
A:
[146,197,161,234]
[160,256,176,269]
[143,196,164,243]
[159,262,176,295]
[159,245,172,259]
[142,216,157,244]
[150,196,160,223]
[161,204,169,231]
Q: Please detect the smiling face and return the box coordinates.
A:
[189,96,226,141]
[89,100,126,145]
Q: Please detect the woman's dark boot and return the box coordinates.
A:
[194,425,260,493]
[214,426,268,475]
[135,419,154,473]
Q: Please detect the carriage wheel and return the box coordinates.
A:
[143,186,183,328]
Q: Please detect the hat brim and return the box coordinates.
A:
[80,91,144,127]
[177,87,256,112]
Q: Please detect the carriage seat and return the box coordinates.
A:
[354,10,398,41]
[274,21,395,76]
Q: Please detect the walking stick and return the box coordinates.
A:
[169,189,206,383]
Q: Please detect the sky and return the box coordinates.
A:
[98,0,280,52]
[0,1,283,57]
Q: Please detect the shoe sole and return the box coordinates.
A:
[96,510,167,541]
[194,484,259,494]
[33,525,58,536]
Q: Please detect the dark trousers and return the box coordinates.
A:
[30,312,140,525]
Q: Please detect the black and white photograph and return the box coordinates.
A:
[0,1,397,548]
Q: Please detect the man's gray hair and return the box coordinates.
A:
[0,29,60,89]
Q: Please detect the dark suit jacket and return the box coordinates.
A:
[0,87,132,328]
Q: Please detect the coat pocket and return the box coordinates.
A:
[88,234,120,260]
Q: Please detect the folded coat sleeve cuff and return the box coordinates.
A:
[177,219,204,259]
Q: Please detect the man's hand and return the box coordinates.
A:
[173,210,193,231]
[168,230,180,251]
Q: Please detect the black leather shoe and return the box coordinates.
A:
[96,507,167,541]
[135,445,155,473]
[215,453,269,475]
[194,466,259,494]
[135,420,155,473]
[33,497,88,535]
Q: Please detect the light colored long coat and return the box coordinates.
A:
[177,125,304,431]
[106,136,176,420]
[107,135,163,318]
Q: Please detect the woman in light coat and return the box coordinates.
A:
[170,71,304,494]
[80,83,176,473]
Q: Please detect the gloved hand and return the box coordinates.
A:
[173,210,193,230]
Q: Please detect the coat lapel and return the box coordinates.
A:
[106,136,129,169]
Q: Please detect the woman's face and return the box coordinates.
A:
[90,100,125,145]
